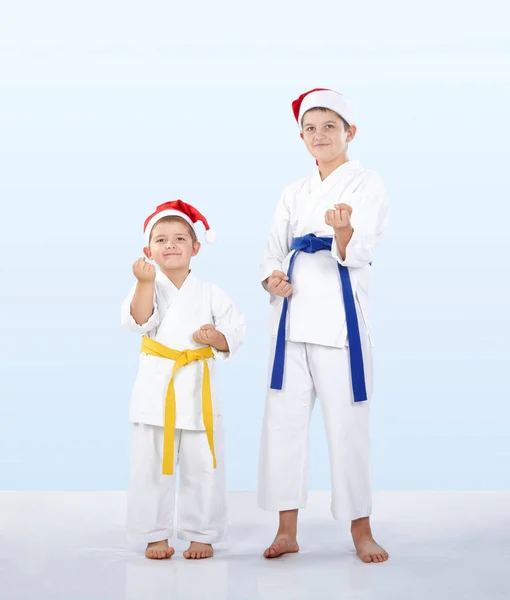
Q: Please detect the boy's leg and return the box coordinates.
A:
[258,341,316,557]
[127,423,177,559]
[176,419,227,559]
[308,341,388,562]
[309,342,372,521]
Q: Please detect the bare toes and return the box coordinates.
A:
[147,549,172,560]
[184,544,213,560]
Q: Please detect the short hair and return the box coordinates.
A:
[149,215,197,244]
[302,107,350,130]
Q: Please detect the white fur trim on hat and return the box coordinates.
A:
[298,90,354,129]
[144,210,196,245]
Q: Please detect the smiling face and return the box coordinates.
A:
[301,108,356,164]
[144,216,200,272]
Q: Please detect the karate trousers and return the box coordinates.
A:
[127,421,226,546]
[258,331,373,522]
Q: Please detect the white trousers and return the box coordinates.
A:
[127,422,226,546]
[258,339,373,521]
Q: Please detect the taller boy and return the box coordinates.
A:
[258,88,389,563]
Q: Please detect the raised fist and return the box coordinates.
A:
[133,257,156,283]
[325,203,353,231]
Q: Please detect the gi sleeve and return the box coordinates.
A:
[210,285,246,362]
[259,191,293,306]
[331,171,389,269]
[120,283,160,334]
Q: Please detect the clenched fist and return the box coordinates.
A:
[266,270,293,298]
[192,324,229,352]
[325,203,353,231]
[133,257,156,283]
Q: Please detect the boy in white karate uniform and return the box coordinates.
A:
[122,200,245,560]
[258,88,389,563]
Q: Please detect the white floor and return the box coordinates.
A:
[0,491,509,600]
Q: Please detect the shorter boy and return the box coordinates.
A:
[121,200,245,560]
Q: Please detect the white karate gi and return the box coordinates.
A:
[258,160,388,521]
[121,271,245,544]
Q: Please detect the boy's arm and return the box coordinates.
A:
[121,259,160,334]
[260,192,292,303]
[330,173,389,268]
[130,281,156,325]
[193,286,246,362]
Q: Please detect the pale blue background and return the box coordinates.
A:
[0,1,509,491]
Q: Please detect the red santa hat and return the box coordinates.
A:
[143,200,217,245]
[292,88,355,129]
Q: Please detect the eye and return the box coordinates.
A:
[156,238,165,243]
[177,237,186,241]
[326,124,335,129]
[306,127,314,132]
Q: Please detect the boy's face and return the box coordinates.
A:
[301,109,356,162]
[144,219,200,271]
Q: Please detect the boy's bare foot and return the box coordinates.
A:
[263,534,299,558]
[145,540,175,560]
[183,541,214,559]
[264,508,300,559]
[351,517,389,563]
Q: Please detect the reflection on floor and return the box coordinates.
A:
[1,491,509,600]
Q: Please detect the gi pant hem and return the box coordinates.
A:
[331,506,372,522]
[127,528,174,546]
[177,530,225,544]
[257,499,308,512]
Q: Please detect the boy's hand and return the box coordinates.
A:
[266,270,293,298]
[133,257,156,283]
[193,325,229,352]
[325,203,353,231]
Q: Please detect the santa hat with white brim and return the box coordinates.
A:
[143,200,217,245]
[292,88,355,130]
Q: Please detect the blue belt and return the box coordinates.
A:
[270,233,368,402]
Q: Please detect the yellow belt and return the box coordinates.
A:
[141,336,215,475]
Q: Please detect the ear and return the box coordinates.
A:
[300,132,304,140]
[347,124,357,143]
[191,241,201,257]
[143,246,152,259]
